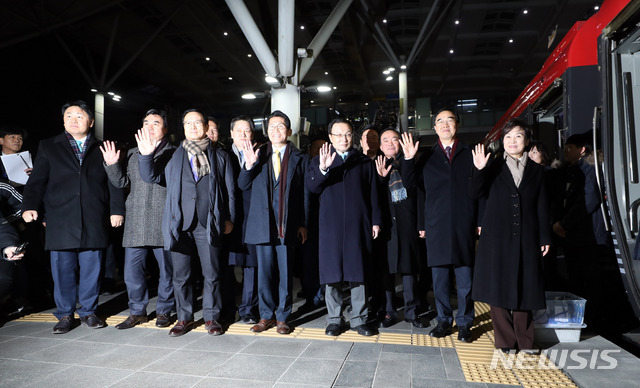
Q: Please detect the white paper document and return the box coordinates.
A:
[1,151,32,185]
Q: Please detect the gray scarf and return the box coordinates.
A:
[182,138,211,178]
[504,151,527,187]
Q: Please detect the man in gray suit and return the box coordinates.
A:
[100,109,176,329]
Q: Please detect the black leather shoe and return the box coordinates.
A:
[405,318,427,328]
[169,320,194,337]
[53,316,74,334]
[429,321,451,338]
[457,326,472,342]
[240,315,257,324]
[379,315,397,328]
[353,324,377,336]
[116,315,148,330]
[155,313,171,328]
[80,314,106,329]
[325,323,342,336]
[205,320,222,336]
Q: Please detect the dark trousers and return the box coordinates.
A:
[384,274,419,320]
[491,306,534,350]
[432,265,474,327]
[50,249,104,319]
[171,224,221,322]
[238,266,258,317]
[124,247,174,316]
[255,242,293,321]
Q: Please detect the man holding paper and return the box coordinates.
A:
[0,127,32,188]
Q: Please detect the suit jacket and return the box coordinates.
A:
[21,132,125,251]
[138,142,235,250]
[238,142,308,246]
[104,141,175,247]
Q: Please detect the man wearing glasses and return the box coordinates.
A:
[139,109,235,337]
[307,118,382,337]
[239,110,308,335]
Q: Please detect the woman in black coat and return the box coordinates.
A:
[470,119,551,352]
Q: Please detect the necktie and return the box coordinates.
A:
[239,150,244,166]
[190,156,199,181]
[445,146,452,161]
[273,150,281,179]
[77,140,83,150]
[342,153,347,161]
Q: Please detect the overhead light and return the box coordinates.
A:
[400,65,407,70]
[594,5,600,10]
[108,92,115,96]
[333,86,337,90]
[223,32,228,36]
[205,57,210,61]
[509,38,514,43]
[449,49,454,54]
[386,76,393,81]
[300,25,305,30]
[242,93,256,100]
[265,75,283,87]
[228,76,233,80]
[317,85,331,92]
[310,100,314,104]
[365,102,368,106]
[382,19,387,23]
[247,54,252,57]
[324,71,329,75]
[383,69,391,75]
[114,95,121,99]
[388,67,395,72]
[454,19,460,25]
[90,89,97,92]
[523,9,528,14]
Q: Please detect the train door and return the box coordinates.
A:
[600,2,640,320]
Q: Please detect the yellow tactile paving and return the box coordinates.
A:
[16,302,578,387]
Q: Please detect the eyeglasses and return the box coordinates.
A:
[183,120,204,128]
[268,123,287,130]
[330,132,353,139]
[435,117,457,127]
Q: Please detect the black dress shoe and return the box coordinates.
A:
[80,314,106,329]
[353,324,377,336]
[53,316,74,334]
[155,313,171,328]
[325,323,341,336]
[405,318,427,328]
[379,315,397,328]
[205,320,222,335]
[457,326,472,342]
[116,315,148,330]
[240,315,257,324]
[429,321,451,338]
[169,320,194,337]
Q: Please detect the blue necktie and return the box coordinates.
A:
[190,156,198,181]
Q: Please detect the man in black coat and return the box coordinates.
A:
[22,100,125,334]
[139,109,235,337]
[238,110,308,335]
[400,108,478,342]
[307,118,382,337]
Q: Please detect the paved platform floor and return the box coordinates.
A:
[1,291,639,387]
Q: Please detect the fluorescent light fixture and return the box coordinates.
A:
[228,76,233,80]
[90,89,97,92]
[248,54,252,57]
[386,76,393,81]
[108,92,115,96]
[383,70,391,75]
[265,75,283,87]
[114,95,121,99]
[388,67,395,72]
[400,65,407,70]
[242,93,256,100]
[317,85,331,92]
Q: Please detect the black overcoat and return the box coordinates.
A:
[401,141,477,267]
[238,142,308,246]
[470,156,552,310]
[21,133,125,251]
[306,148,382,284]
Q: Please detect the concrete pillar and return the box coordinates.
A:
[271,84,301,135]
[94,93,105,140]
[398,70,408,132]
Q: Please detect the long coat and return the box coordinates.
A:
[379,156,420,274]
[401,140,477,267]
[307,148,382,284]
[138,142,235,250]
[104,140,175,247]
[225,145,257,266]
[238,142,308,246]
[21,133,125,251]
[470,156,551,310]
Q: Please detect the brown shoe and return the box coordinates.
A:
[205,320,222,336]
[276,321,291,335]
[115,314,148,330]
[250,319,275,333]
[169,320,194,337]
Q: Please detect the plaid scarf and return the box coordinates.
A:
[387,157,407,203]
[182,138,211,178]
[65,131,92,165]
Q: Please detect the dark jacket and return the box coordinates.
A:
[470,156,551,310]
[139,142,235,250]
[238,142,308,246]
[402,140,478,267]
[21,133,125,251]
[0,181,22,255]
[104,141,175,247]
[307,148,382,284]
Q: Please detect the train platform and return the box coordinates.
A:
[1,291,639,388]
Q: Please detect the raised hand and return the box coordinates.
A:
[318,142,336,172]
[472,144,491,170]
[135,128,157,156]
[399,132,419,160]
[99,140,120,165]
[241,139,259,169]
[375,155,392,177]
